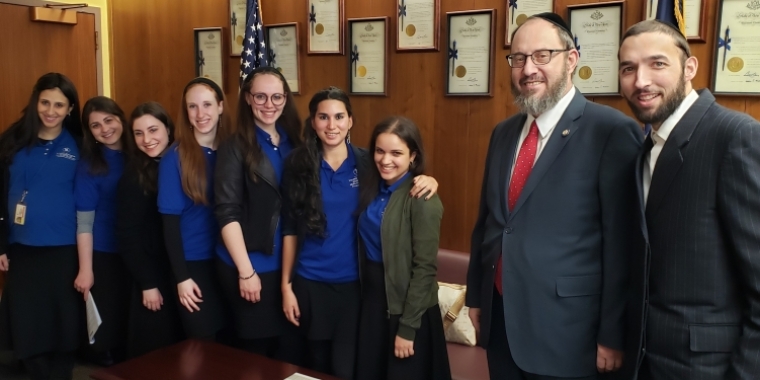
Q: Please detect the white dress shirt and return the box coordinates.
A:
[510,87,577,177]
[643,89,699,204]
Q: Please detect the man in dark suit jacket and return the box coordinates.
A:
[618,20,760,379]
[465,13,643,379]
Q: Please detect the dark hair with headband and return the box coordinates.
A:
[175,77,234,204]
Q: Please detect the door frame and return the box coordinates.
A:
[1,0,106,95]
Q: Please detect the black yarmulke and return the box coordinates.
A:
[532,12,573,39]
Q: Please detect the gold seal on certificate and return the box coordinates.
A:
[455,65,467,78]
[516,14,528,26]
[727,57,744,73]
[406,24,416,37]
[579,66,592,80]
[316,23,325,35]
[358,66,367,77]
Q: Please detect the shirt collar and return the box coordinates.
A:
[320,142,355,171]
[255,125,288,146]
[651,89,699,145]
[381,172,411,194]
[526,86,577,139]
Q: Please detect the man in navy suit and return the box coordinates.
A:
[466,13,642,379]
[618,20,760,379]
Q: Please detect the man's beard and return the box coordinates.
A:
[511,64,569,116]
[626,74,686,125]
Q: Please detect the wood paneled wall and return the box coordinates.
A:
[110,0,760,252]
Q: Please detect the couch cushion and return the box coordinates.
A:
[437,249,470,285]
[447,342,489,380]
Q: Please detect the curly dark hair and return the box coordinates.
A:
[285,86,353,237]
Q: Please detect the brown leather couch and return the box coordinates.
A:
[437,249,489,380]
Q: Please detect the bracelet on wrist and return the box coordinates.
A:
[239,269,256,280]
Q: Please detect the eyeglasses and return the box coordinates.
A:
[249,92,287,106]
[506,49,571,68]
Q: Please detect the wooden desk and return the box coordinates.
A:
[90,339,340,380]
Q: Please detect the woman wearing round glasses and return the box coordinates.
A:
[214,66,303,361]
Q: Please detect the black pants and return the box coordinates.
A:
[22,351,75,380]
[487,289,597,380]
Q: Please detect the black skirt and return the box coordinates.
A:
[356,260,451,380]
[216,260,287,340]
[126,277,185,358]
[292,274,360,342]
[176,259,226,339]
[89,251,131,352]
[0,244,83,359]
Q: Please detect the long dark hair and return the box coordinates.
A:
[237,66,301,182]
[124,102,175,193]
[358,116,426,211]
[0,72,82,164]
[80,96,128,175]
[285,86,352,237]
[175,78,233,205]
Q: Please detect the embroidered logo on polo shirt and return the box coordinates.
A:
[349,168,359,188]
[56,147,77,161]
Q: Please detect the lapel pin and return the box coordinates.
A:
[562,129,570,137]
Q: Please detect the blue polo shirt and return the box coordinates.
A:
[158,144,217,261]
[216,125,293,273]
[359,173,411,263]
[297,144,360,283]
[7,130,79,247]
[75,146,125,253]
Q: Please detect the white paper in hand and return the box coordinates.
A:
[86,292,102,344]
[284,373,320,380]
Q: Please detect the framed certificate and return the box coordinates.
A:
[348,17,388,95]
[194,28,225,91]
[568,1,624,97]
[396,0,440,51]
[265,23,301,94]
[505,0,553,47]
[446,10,495,96]
[711,0,760,96]
[229,0,247,56]
[307,0,344,54]
[642,0,707,42]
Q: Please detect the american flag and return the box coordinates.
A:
[239,0,268,85]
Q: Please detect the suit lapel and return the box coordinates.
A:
[635,146,649,239]
[645,90,714,219]
[498,116,525,220]
[508,90,586,220]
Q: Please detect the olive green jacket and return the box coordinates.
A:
[359,176,443,341]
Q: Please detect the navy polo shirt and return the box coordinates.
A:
[75,146,125,253]
[359,173,411,263]
[297,144,360,283]
[7,129,79,246]
[216,125,293,273]
[158,144,218,261]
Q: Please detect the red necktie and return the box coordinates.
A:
[496,121,539,295]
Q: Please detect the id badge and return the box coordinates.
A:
[14,203,26,225]
[14,190,28,225]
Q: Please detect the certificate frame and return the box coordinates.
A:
[348,17,389,96]
[446,9,496,97]
[711,0,760,96]
[568,1,625,97]
[194,27,225,92]
[396,0,440,51]
[505,0,554,47]
[641,0,707,42]
[229,0,247,56]
[264,23,302,94]
[307,0,345,55]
